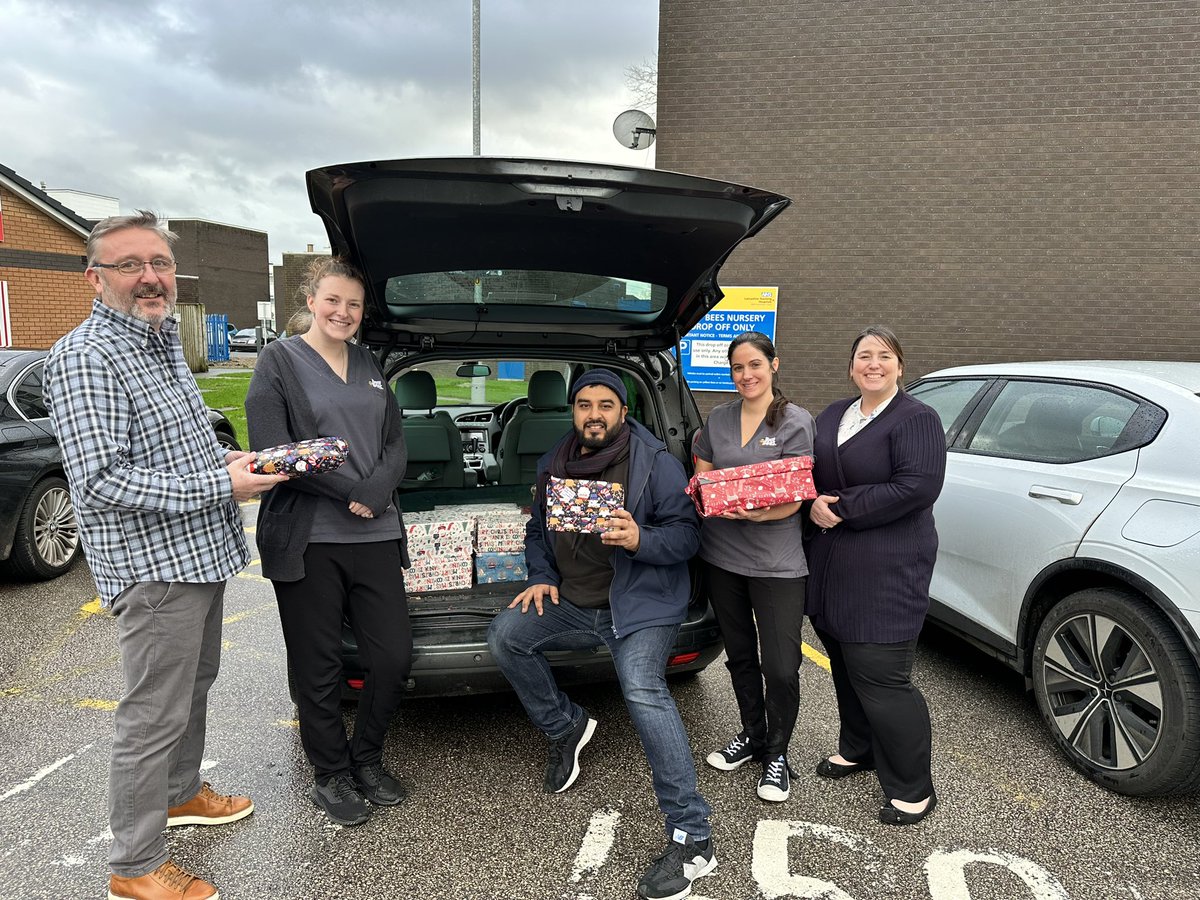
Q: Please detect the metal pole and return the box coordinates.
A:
[472,0,481,155]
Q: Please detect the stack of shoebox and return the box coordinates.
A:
[474,505,529,584]
[403,511,475,593]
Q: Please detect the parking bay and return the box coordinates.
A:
[0,504,1196,899]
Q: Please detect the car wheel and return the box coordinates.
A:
[5,476,81,580]
[215,430,241,452]
[1032,587,1200,796]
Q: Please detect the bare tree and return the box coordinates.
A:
[624,55,658,109]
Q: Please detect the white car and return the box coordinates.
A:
[908,361,1200,797]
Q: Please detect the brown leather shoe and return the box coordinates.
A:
[166,783,253,827]
[108,859,218,899]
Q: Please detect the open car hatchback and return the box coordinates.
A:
[302,156,790,698]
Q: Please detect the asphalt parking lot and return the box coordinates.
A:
[1,501,1197,900]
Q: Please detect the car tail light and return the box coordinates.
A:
[667,651,700,667]
[346,678,365,690]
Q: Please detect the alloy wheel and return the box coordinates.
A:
[33,485,80,569]
[1040,613,1163,770]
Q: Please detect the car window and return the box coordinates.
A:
[385,270,667,314]
[12,362,48,419]
[968,380,1140,462]
[907,378,989,437]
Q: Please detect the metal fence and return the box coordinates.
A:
[206,314,230,362]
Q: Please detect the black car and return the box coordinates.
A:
[302,156,791,697]
[0,348,241,580]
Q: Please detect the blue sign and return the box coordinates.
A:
[680,287,779,392]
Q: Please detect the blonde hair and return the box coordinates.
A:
[300,256,364,298]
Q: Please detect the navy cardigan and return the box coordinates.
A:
[804,391,946,643]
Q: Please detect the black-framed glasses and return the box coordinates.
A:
[92,258,177,276]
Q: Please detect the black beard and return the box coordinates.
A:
[576,419,625,450]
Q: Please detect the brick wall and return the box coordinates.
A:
[0,186,93,348]
[170,219,269,330]
[274,252,330,332]
[657,0,1200,414]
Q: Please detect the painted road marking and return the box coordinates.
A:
[570,806,622,883]
[0,743,95,801]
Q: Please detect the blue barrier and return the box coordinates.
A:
[206,314,230,362]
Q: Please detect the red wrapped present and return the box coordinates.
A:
[685,456,816,517]
[249,436,348,477]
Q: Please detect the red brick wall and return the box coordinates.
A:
[656,0,1200,414]
[0,186,93,348]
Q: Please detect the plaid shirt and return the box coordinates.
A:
[44,300,249,606]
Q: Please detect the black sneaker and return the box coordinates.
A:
[544,712,597,793]
[352,762,407,806]
[757,754,791,802]
[309,773,371,826]
[705,731,757,771]
[637,832,717,900]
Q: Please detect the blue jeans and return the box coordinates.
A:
[488,600,711,840]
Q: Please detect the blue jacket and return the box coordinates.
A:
[525,419,700,638]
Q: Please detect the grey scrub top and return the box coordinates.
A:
[693,399,815,579]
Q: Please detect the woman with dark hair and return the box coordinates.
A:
[805,325,946,825]
[246,257,412,827]
[694,331,815,802]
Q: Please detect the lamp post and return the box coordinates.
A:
[472,0,481,156]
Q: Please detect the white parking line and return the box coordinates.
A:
[0,743,95,801]
[570,806,622,883]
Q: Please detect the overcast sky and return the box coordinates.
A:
[2,0,658,265]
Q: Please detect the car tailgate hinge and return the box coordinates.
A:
[420,334,435,352]
[605,338,618,356]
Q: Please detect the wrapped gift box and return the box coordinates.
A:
[404,518,474,561]
[250,436,348,477]
[547,476,625,533]
[685,456,816,517]
[404,555,473,593]
[475,508,529,553]
[474,551,528,584]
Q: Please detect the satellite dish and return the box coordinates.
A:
[613,109,656,150]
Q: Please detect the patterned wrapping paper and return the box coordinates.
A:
[685,456,816,517]
[475,508,529,553]
[546,476,625,533]
[404,556,474,593]
[404,519,474,561]
[249,436,349,477]
[474,552,528,584]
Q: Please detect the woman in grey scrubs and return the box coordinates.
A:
[246,257,411,828]
[693,331,815,803]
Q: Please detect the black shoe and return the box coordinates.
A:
[756,754,791,802]
[815,756,873,780]
[705,731,758,771]
[309,773,371,826]
[637,833,717,900]
[544,713,597,793]
[352,762,407,806]
[879,790,938,826]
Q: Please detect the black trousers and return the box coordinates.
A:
[706,563,805,758]
[814,626,933,802]
[274,541,412,781]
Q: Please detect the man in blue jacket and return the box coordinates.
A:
[488,368,714,900]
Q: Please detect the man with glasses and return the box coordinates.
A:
[44,211,286,900]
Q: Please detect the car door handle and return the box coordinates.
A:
[1029,485,1083,505]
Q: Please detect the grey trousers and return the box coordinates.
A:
[108,581,225,876]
